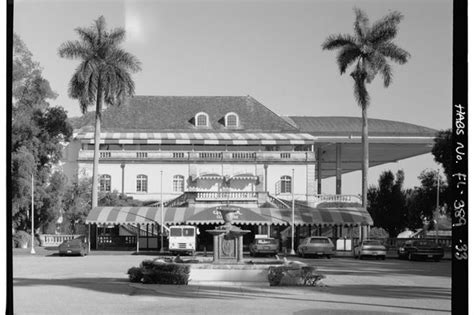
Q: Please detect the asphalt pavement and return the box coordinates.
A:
[12,248,451,315]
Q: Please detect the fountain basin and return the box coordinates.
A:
[189,263,282,282]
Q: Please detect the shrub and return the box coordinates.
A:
[268,266,285,286]
[128,260,190,285]
[127,267,143,283]
[13,231,31,248]
[267,265,325,287]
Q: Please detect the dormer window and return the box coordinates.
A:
[225,112,239,128]
[195,112,209,127]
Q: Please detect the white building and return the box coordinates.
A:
[64,96,436,251]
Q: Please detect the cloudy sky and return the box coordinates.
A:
[13,0,452,193]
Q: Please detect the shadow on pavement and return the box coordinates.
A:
[323,284,451,300]
[13,277,450,313]
[315,258,451,278]
[293,309,406,315]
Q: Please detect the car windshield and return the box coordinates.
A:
[170,228,182,237]
[310,238,329,244]
[183,228,194,236]
[256,239,277,244]
[413,241,436,246]
[363,240,382,245]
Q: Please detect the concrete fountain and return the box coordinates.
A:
[188,206,283,282]
[206,207,250,264]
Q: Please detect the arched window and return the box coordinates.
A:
[99,175,111,192]
[136,175,148,192]
[280,175,292,194]
[173,175,185,192]
[225,112,239,127]
[195,112,209,127]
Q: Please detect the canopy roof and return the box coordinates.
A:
[285,116,437,179]
[86,205,373,227]
[74,131,315,145]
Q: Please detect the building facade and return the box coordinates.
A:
[64,96,436,251]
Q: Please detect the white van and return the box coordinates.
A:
[168,225,198,256]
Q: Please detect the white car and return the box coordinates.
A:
[354,239,387,260]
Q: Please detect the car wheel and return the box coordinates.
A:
[326,255,331,259]
[381,256,385,260]
[434,258,440,262]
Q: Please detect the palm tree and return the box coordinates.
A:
[58,16,141,208]
[322,8,410,209]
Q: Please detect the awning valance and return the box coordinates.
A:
[197,174,223,180]
[231,174,258,181]
[86,205,373,226]
[74,131,315,145]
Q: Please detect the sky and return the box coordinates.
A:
[13,0,453,194]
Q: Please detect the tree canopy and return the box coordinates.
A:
[12,33,73,232]
[367,170,407,237]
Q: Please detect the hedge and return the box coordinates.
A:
[127,259,190,285]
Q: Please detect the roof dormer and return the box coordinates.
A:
[225,112,239,128]
[195,112,210,128]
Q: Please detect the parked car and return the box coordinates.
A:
[297,236,334,258]
[354,239,387,260]
[58,236,89,256]
[249,236,279,257]
[398,239,444,261]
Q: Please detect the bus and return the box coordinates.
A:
[168,225,198,256]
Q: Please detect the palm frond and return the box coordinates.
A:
[336,46,361,74]
[378,42,410,64]
[363,51,386,83]
[74,27,97,47]
[58,41,90,59]
[351,67,370,108]
[322,34,357,50]
[107,28,126,46]
[95,16,106,44]
[353,76,370,108]
[368,11,403,44]
[381,63,392,87]
[106,48,142,72]
[354,8,369,39]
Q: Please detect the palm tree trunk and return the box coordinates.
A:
[361,105,369,209]
[91,80,103,209]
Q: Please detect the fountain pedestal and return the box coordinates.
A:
[206,207,250,264]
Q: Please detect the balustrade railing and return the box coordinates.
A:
[314,194,362,204]
[195,191,258,201]
[40,234,82,247]
[79,150,314,162]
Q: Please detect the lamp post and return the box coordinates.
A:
[435,169,440,244]
[160,170,164,253]
[30,174,35,254]
[290,168,296,255]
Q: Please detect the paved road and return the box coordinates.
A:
[13,249,451,315]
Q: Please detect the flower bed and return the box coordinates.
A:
[267,264,325,286]
[127,258,190,285]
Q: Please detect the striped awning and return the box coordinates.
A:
[86,205,373,226]
[197,174,223,180]
[232,174,258,181]
[74,131,315,145]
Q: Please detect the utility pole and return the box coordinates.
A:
[160,170,164,253]
[435,169,440,244]
[30,174,35,254]
[290,168,296,255]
